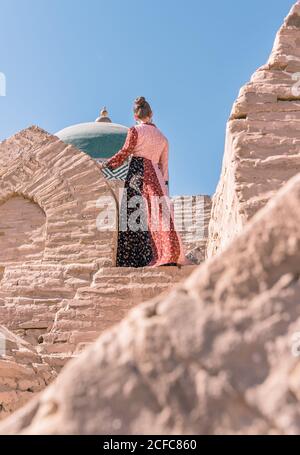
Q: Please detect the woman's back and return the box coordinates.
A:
[133,123,168,165]
[103,96,186,267]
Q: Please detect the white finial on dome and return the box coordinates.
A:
[96,106,112,123]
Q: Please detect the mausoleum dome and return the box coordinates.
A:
[55,110,128,160]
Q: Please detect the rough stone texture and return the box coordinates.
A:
[0,196,46,263]
[0,262,194,372]
[0,264,93,346]
[1,173,300,435]
[36,265,195,371]
[208,2,300,257]
[0,325,56,421]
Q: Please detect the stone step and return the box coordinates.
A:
[91,265,194,286]
[38,265,196,370]
[1,262,196,370]
[0,263,96,345]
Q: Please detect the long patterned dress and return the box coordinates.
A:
[105,122,186,267]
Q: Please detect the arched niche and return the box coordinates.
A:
[0,195,46,264]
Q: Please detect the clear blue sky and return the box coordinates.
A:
[0,0,295,196]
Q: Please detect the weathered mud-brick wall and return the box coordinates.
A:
[0,126,120,352]
[0,326,56,421]
[208,2,300,256]
[38,265,195,370]
[0,264,95,346]
[0,126,117,266]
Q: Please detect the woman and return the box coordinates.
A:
[102,97,186,268]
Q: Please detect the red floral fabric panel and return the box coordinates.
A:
[106,127,138,170]
[143,158,181,266]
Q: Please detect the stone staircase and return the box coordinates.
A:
[39,265,196,370]
[0,263,196,371]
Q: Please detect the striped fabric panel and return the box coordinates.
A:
[97,159,130,181]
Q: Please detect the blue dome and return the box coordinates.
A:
[55,122,128,160]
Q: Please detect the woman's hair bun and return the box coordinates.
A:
[135,96,146,107]
[134,96,152,120]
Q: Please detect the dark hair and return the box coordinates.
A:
[134,97,152,120]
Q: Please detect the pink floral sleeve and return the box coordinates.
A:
[105,127,138,170]
[159,140,169,183]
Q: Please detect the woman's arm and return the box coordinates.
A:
[105,127,138,170]
[159,140,169,185]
